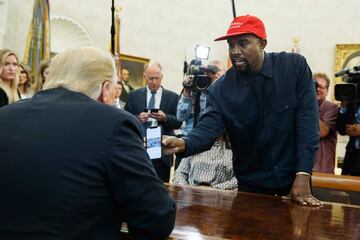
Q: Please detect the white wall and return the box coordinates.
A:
[0,0,7,48]
[4,0,360,94]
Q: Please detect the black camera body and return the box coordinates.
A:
[334,65,360,102]
[183,59,218,92]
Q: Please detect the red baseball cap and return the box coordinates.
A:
[214,15,267,41]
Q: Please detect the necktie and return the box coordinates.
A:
[148,91,156,109]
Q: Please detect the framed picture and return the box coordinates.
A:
[333,44,360,84]
[119,53,150,89]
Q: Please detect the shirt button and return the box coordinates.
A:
[285,105,289,109]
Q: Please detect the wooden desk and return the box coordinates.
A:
[166,184,360,240]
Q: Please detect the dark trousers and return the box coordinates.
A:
[342,148,360,176]
[152,158,171,182]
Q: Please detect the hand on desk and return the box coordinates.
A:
[283,174,322,206]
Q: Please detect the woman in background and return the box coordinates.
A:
[18,62,34,99]
[34,59,50,93]
[0,48,20,108]
[173,135,237,190]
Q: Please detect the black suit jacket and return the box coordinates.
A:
[0,88,9,108]
[125,87,182,166]
[0,88,176,240]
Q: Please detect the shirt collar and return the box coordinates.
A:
[258,52,273,79]
[146,86,162,95]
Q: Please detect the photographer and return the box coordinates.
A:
[175,60,225,169]
[177,60,226,136]
[313,73,338,174]
[335,65,360,176]
[336,100,360,176]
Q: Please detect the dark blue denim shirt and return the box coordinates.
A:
[183,52,319,189]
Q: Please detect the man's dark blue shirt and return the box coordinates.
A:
[183,52,319,189]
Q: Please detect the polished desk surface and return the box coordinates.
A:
[166,184,360,240]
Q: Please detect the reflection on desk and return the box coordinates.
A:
[167,184,360,240]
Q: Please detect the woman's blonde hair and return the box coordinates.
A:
[0,48,20,103]
[43,47,117,100]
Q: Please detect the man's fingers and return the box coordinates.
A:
[162,137,172,146]
[304,195,322,206]
[291,195,308,205]
[291,194,322,206]
[163,147,179,155]
[281,195,291,201]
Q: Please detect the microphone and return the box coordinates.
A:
[335,68,349,77]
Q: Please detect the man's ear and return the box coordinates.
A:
[98,81,113,104]
[260,39,267,50]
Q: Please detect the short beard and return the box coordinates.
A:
[232,59,250,73]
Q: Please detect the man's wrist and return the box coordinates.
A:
[182,89,192,98]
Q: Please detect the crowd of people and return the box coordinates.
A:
[0,48,50,107]
[0,14,359,239]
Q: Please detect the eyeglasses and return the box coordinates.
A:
[316,85,328,90]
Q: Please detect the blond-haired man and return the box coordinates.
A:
[0,47,176,240]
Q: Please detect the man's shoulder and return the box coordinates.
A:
[322,100,339,110]
[207,70,232,95]
[268,51,306,63]
[128,87,145,97]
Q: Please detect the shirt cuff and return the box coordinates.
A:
[296,172,311,176]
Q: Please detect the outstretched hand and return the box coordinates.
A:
[283,174,322,206]
[162,136,186,155]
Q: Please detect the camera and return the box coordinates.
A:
[183,59,218,92]
[334,65,360,102]
[182,45,217,93]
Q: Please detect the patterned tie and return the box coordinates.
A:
[148,91,156,109]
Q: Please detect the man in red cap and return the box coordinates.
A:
[164,15,321,206]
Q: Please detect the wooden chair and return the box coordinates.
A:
[311,172,360,205]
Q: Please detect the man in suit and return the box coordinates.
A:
[125,61,182,182]
[0,47,176,240]
[119,67,134,102]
